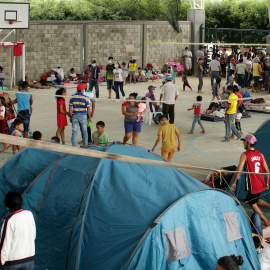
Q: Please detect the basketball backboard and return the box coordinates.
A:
[0,2,29,29]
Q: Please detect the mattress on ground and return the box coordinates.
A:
[201,112,251,122]
[244,101,270,113]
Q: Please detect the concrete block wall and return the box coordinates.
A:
[0,20,191,86]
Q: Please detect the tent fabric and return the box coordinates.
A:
[126,190,260,270]
[0,144,260,270]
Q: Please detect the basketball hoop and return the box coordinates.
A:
[8,20,22,25]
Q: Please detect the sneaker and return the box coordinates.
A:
[123,96,126,100]
[188,131,193,134]
[200,130,205,134]
[222,139,230,142]
[237,134,242,140]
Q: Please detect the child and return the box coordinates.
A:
[152,116,181,162]
[51,136,60,143]
[55,87,69,144]
[91,121,109,145]
[171,65,178,84]
[182,72,192,91]
[129,60,137,84]
[160,71,167,88]
[187,96,205,134]
[231,106,243,139]
[121,62,129,84]
[212,77,221,101]
[136,98,146,122]
[32,131,42,140]
[11,118,25,154]
[69,68,78,81]
[136,67,146,82]
[146,66,154,82]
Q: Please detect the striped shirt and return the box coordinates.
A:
[69,92,90,115]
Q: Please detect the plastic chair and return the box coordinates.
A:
[145,97,163,125]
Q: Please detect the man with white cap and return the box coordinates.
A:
[231,134,270,226]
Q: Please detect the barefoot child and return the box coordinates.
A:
[171,65,177,84]
[187,96,205,134]
[91,121,109,145]
[212,77,221,101]
[129,60,137,84]
[11,118,25,154]
[182,72,192,91]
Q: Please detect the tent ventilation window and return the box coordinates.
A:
[164,226,191,263]
[224,211,242,242]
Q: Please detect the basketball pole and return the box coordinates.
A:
[22,43,25,81]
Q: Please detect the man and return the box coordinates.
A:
[231,134,270,226]
[264,53,270,92]
[208,54,222,87]
[183,47,192,75]
[88,60,100,99]
[106,56,114,99]
[152,116,181,162]
[145,85,162,124]
[160,76,179,124]
[195,46,204,64]
[0,191,36,269]
[222,85,241,142]
[13,81,33,138]
[69,84,91,147]
[197,58,204,94]
[220,48,228,78]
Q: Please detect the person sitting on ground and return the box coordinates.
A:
[51,136,60,143]
[222,76,238,94]
[91,121,109,145]
[69,68,79,81]
[136,67,146,82]
[145,85,162,124]
[32,131,42,140]
[152,116,181,162]
[145,66,154,82]
[0,191,36,270]
[216,255,243,270]
[11,118,25,154]
[187,95,205,134]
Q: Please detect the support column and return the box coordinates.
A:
[266,35,270,54]
[187,9,205,75]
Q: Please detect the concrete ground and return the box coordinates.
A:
[1,75,270,183]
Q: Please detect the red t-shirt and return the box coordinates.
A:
[235,92,243,104]
[245,150,265,194]
[194,103,201,115]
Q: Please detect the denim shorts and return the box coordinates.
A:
[129,71,135,76]
[17,110,31,132]
[107,79,113,89]
[124,119,142,134]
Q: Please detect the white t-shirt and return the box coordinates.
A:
[0,106,5,117]
[209,60,220,71]
[245,60,252,72]
[259,246,270,270]
[230,62,236,70]
[196,50,204,62]
[70,73,77,78]
[84,91,95,108]
[47,74,56,82]
[235,113,242,120]
[161,82,179,105]
[183,51,192,61]
[113,69,123,82]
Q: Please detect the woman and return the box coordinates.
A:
[56,88,69,144]
[122,92,145,145]
[216,255,243,270]
[113,62,125,100]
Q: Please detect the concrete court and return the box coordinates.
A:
[1,75,270,182]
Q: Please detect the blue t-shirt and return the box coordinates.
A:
[212,83,220,96]
[16,91,31,112]
[69,92,90,115]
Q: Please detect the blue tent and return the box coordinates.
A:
[0,144,260,269]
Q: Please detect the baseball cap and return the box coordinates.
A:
[240,134,257,144]
[148,85,156,90]
[77,84,87,91]
[165,76,172,81]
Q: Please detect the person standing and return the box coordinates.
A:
[0,191,36,269]
[264,53,270,92]
[183,47,192,75]
[113,62,125,100]
[222,85,242,142]
[209,54,222,87]
[13,81,33,138]
[106,56,114,99]
[195,46,205,64]
[252,58,261,93]
[231,134,270,226]
[234,59,246,88]
[89,60,100,99]
[220,48,228,78]
[160,76,179,124]
[69,84,91,147]
[152,116,181,162]
[197,58,204,94]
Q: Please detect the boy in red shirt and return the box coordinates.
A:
[232,134,270,226]
[187,95,205,134]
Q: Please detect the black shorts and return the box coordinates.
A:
[244,193,261,205]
